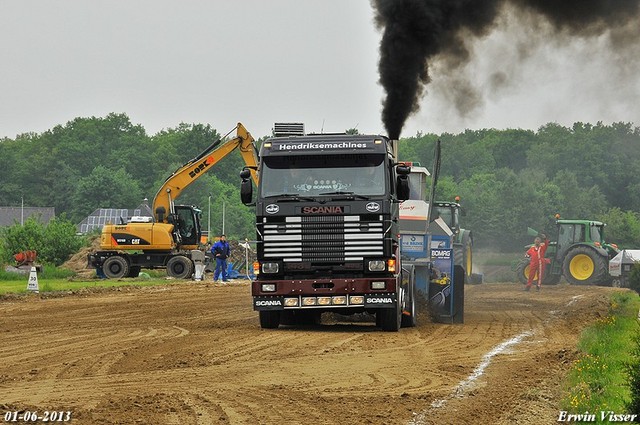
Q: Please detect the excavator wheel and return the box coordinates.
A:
[127,266,141,278]
[167,255,194,279]
[102,256,129,279]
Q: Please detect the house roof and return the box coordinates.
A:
[0,207,56,227]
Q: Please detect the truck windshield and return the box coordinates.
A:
[260,154,386,198]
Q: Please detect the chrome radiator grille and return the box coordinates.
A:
[262,215,385,262]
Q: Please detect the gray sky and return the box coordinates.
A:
[1,0,639,140]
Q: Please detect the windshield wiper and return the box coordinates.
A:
[319,191,370,200]
[264,193,317,202]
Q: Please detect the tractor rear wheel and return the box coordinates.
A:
[515,258,530,285]
[516,258,561,285]
[454,236,473,280]
[562,246,609,285]
[102,256,129,279]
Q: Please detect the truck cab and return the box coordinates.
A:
[242,132,411,330]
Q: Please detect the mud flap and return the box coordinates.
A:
[453,265,465,324]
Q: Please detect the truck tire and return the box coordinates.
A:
[379,281,402,332]
[562,246,609,285]
[167,255,194,279]
[401,267,417,328]
[102,256,129,279]
[259,311,281,329]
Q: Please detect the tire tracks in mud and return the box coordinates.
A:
[0,281,623,424]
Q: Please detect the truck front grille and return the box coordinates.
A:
[262,215,385,262]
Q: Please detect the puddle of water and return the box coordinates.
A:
[408,330,533,425]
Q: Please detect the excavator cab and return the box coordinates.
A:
[173,205,202,247]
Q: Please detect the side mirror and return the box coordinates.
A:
[240,169,253,205]
[396,175,410,200]
[396,165,411,175]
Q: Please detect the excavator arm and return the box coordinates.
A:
[152,122,260,223]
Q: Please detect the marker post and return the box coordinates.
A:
[27,266,39,293]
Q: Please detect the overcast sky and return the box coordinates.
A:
[1,1,639,140]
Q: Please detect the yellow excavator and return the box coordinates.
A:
[88,123,259,279]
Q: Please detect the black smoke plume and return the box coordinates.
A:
[371,0,640,139]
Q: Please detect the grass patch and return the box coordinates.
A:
[0,277,176,295]
[561,291,640,420]
[0,264,76,281]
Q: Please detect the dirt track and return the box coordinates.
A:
[0,281,623,424]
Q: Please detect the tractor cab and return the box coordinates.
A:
[432,201,462,235]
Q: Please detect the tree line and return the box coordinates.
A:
[1,114,639,251]
[399,122,640,250]
[0,113,256,241]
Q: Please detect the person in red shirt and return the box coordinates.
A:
[525,234,549,291]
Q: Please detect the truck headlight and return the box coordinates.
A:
[317,297,332,306]
[261,283,276,292]
[285,297,299,307]
[368,260,385,271]
[349,295,364,305]
[332,296,347,305]
[261,262,279,274]
[302,297,317,306]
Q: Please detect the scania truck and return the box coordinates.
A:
[241,131,412,331]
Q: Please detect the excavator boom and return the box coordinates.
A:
[152,122,259,222]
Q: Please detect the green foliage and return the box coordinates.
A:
[71,165,143,221]
[562,292,640,415]
[628,330,640,417]
[597,208,640,249]
[0,264,76,281]
[630,264,640,295]
[396,121,640,251]
[0,217,86,266]
[3,115,640,250]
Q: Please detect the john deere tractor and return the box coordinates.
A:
[516,219,619,286]
[433,199,475,281]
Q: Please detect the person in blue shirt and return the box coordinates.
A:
[211,234,231,282]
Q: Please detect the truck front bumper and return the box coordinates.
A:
[252,277,398,310]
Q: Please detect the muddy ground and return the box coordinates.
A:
[0,280,625,424]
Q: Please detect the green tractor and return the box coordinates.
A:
[516,219,619,286]
[433,199,476,281]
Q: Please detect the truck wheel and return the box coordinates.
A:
[259,311,281,329]
[515,258,531,285]
[401,267,417,328]
[102,256,129,279]
[562,246,609,285]
[167,255,194,279]
[379,305,401,332]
